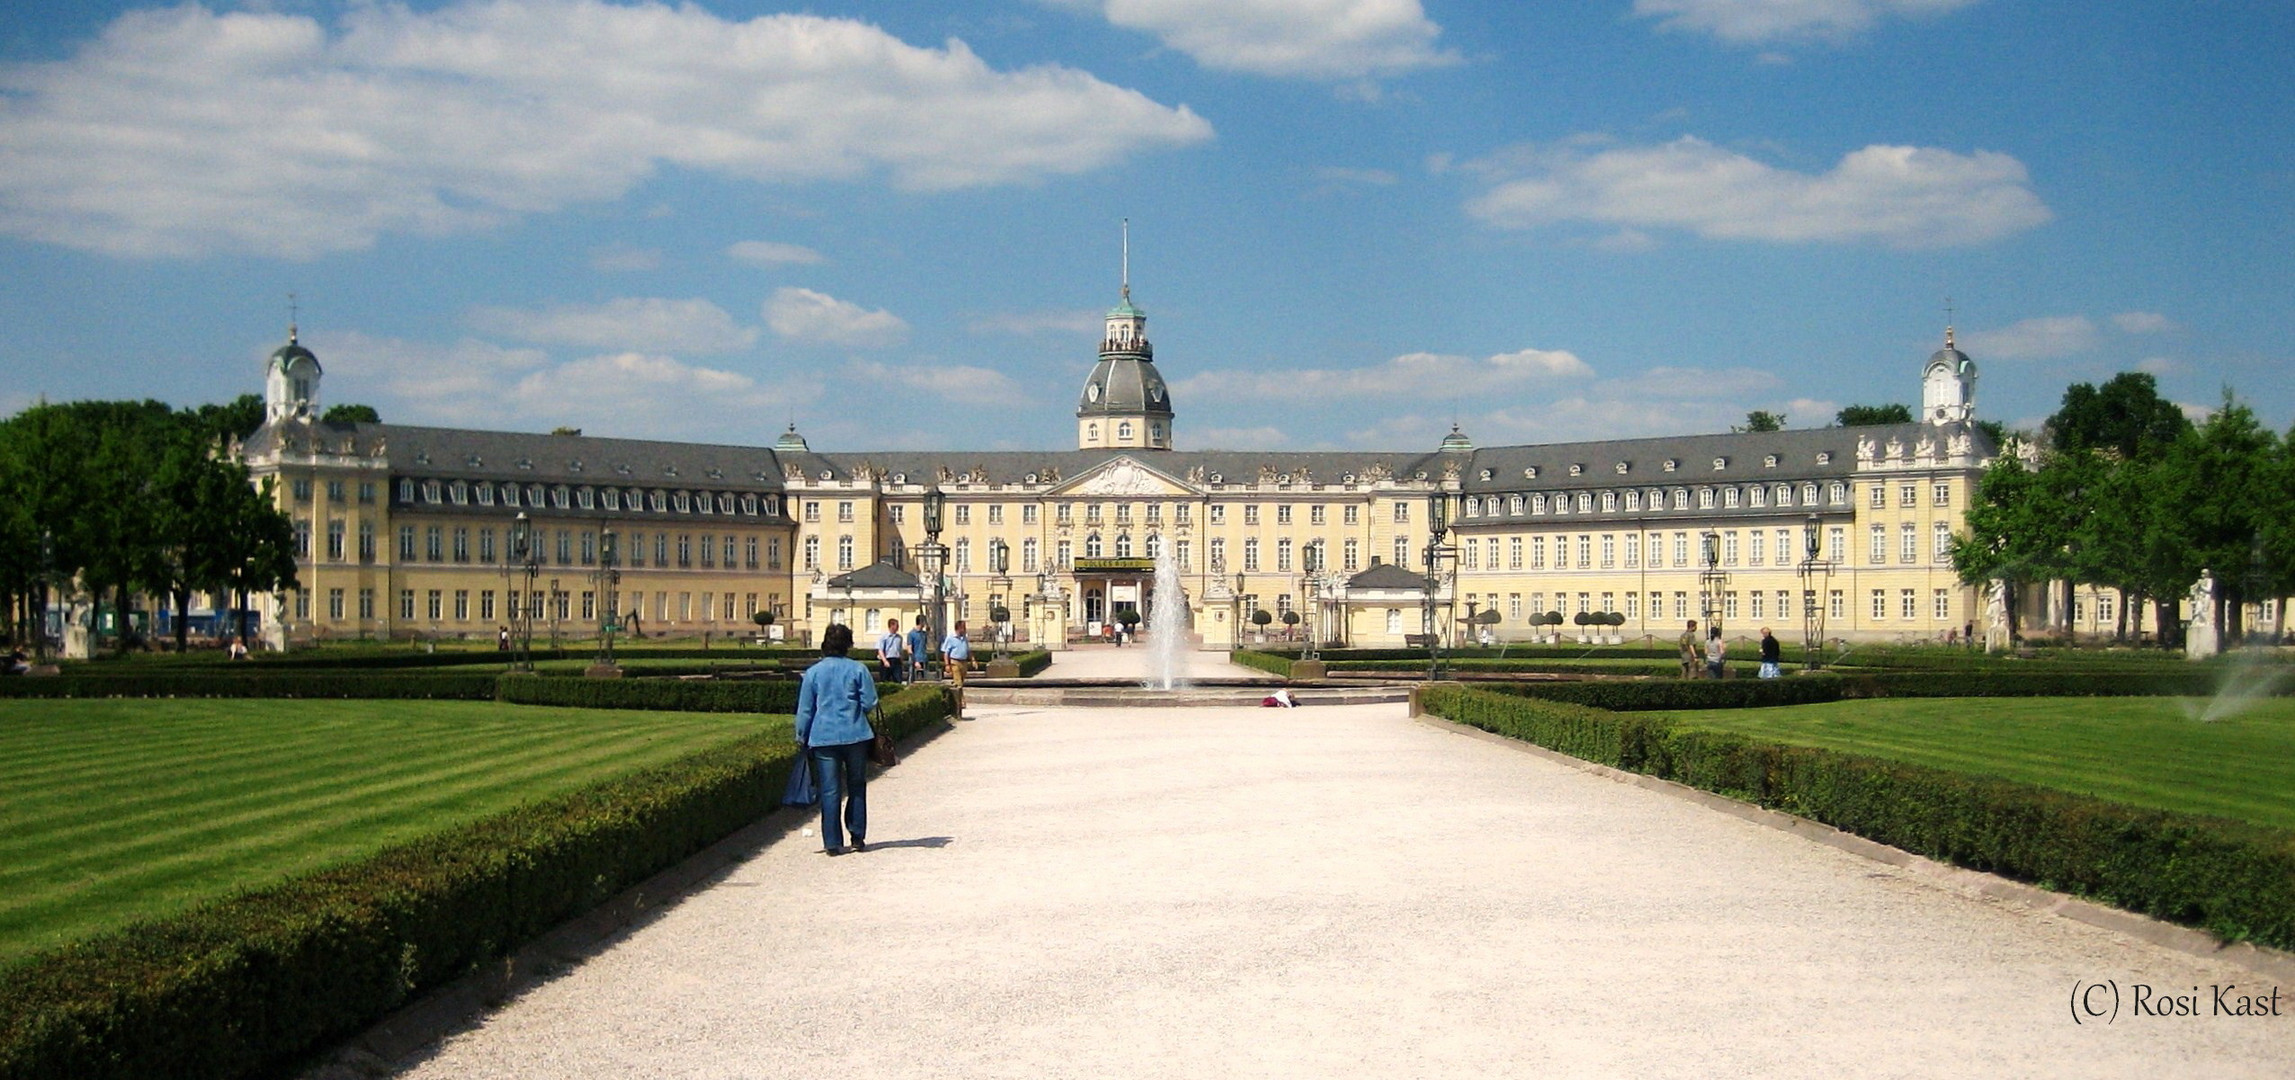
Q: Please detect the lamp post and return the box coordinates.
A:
[921,486,947,667]
[35,529,54,664]
[593,529,620,670]
[508,512,541,672]
[1698,528,1728,639]
[989,538,1011,659]
[1300,543,1322,661]
[1796,512,1832,671]
[1423,490,1457,680]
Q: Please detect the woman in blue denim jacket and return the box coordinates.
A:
[796,623,879,855]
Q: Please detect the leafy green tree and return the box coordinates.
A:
[321,403,381,424]
[1739,410,1786,432]
[1953,452,2078,642]
[2152,395,2279,639]
[187,393,267,443]
[2046,373,2189,458]
[1836,404,1913,426]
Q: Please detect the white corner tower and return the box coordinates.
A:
[264,321,322,424]
[1077,221,1174,450]
[1922,326,1975,425]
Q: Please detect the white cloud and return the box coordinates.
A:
[726,240,826,267]
[314,330,810,437]
[2112,311,2175,334]
[1174,347,1592,401]
[467,297,758,355]
[848,360,1026,406]
[1634,0,1982,45]
[0,0,1211,258]
[588,245,662,272]
[1044,0,1455,78]
[1961,315,2099,360]
[967,309,1102,336]
[765,287,909,348]
[1466,136,2050,249]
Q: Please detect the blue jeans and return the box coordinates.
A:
[811,739,870,850]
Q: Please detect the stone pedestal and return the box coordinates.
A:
[986,658,1021,678]
[1288,659,1327,682]
[585,663,624,678]
[26,664,59,678]
[62,626,91,660]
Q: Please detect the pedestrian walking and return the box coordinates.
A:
[877,618,905,682]
[943,619,972,717]
[497,625,510,651]
[795,623,879,856]
[1758,627,1782,679]
[1678,620,1700,678]
[1705,627,1727,680]
[906,621,928,685]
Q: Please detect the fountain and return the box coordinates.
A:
[1145,541,1189,690]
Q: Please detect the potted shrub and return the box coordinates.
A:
[1250,608,1272,643]
[1571,609,1592,644]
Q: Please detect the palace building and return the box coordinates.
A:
[240,281,1999,650]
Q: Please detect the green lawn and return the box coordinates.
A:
[1658,697,2295,831]
[0,699,783,965]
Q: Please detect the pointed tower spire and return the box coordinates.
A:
[287,291,300,344]
[1120,218,1130,304]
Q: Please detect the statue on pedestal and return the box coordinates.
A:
[1983,579,2010,653]
[2186,570,2220,660]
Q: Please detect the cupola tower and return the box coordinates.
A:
[1077,222,1174,450]
[264,320,322,424]
[1921,326,1976,425]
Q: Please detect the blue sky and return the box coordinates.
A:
[2,0,2289,451]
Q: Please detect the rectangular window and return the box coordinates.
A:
[1531,536,1546,569]
[1829,589,1844,619]
[327,520,345,561]
[1673,533,1688,567]
[1394,537,1411,568]
[678,592,692,621]
[1900,484,1918,508]
[1244,505,1261,526]
[399,589,415,620]
[1749,531,1765,566]
[1024,504,1040,524]
[1869,525,1887,565]
[1342,539,1359,572]
[1828,527,1845,563]
[1934,522,1953,561]
[1751,591,1766,620]
[581,531,597,566]
[359,521,376,562]
[477,527,494,564]
[581,591,596,621]
[1674,592,1689,619]
[479,590,495,621]
[1511,594,1525,621]
[1724,592,1739,620]
[1176,539,1191,571]
[327,588,345,620]
[838,536,855,570]
[700,592,714,622]
[949,504,963,525]
[1871,589,1887,619]
[426,590,442,620]
[1901,523,1918,563]
[1934,588,1951,620]
[453,527,469,563]
[1934,482,1952,507]
[1621,534,1636,569]
[1343,505,1360,525]
[453,590,470,621]
[1775,590,1790,619]
[1600,534,1615,569]
[1575,535,1591,568]
[1309,505,1325,525]
[1244,538,1261,572]
[677,534,692,568]
[1722,531,1739,566]
[556,530,572,565]
[398,526,416,561]
[988,504,1004,525]
[1870,484,1887,509]
[1393,502,1409,523]
[699,534,715,568]
[769,537,783,568]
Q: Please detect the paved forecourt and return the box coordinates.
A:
[394,699,2293,1078]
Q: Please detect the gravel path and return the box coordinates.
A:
[395,703,2292,1078]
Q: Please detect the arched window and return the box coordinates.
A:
[1698,488,1716,509]
[1088,424,1099,441]
[1085,533,1104,558]
[1118,421,1133,440]
[1114,532,1133,558]
[1145,532,1161,558]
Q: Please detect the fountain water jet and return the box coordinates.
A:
[1146,541,1189,690]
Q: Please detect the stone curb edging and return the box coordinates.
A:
[1413,712,2295,986]
[299,716,963,1080]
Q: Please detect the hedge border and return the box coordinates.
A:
[1471,669,2277,712]
[1418,684,2295,953]
[0,684,952,1080]
[0,672,500,701]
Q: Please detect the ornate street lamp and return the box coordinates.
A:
[1423,490,1457,679]
[594,529,621,670]
[921,485,947,664]
[1698,528,1727,638]
[1796,512,1831,671]
[508,511,541,672]
[989,538,1011,658]
[1300,542,1322,661]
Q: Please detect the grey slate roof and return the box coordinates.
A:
[1347,563,1432,590]
[1458,421,1991,493]
[825,560,923,589]
[367,424,786,489]
[1076,355,1174,419]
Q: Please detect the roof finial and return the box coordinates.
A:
[1942,295,1956,349]
[287,291,300,344]
[1120,218,1130,303]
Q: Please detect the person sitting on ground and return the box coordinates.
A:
[1758,627,1782,679]
[795,623,879,856]
[3,648,28,676]
[1260,688,1297,708]
[1679,620,1700,678]
[228,637,249,661]
[878,618,905,682]
[1704,627,1726,680]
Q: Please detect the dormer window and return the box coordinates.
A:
[577,487,594,509]
[1478,469,1493,481]
[550,486,569,509]
[568,460,584,473]
[1568,463,1584,476]
[1713,457,1729,470]
[673,491,691,513]
[1763,454,1778,468]
[516,458,533,470]
[1816,452,1832,465]
[449,481,467,505]
[1614,462,1630,474]
[1531,494,1547,515]
[1724,487,1740,508]
[603,489,620,511]
[477,485,495,507]
[1663,459,1679,472]
[423,480,441,503]
[1524,466,1540,479]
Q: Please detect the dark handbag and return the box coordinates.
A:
[868,707,898,767]
[782,748,818,807]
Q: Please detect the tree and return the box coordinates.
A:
[207,474,301,645]
[1739,410,1785,432]
[2151,395,2278,640]
[1953,453,2077,643]
[188,393,267,443]
[147,430,253,653]
[321,403,381,425]
[1836,404,1913,427]
[2045,373,2189,458]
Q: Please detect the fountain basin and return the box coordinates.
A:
[963,676,1409,708]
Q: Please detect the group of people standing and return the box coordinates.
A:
[1679,620,1786,680]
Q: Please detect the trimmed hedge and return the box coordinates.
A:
[0,684,952,1080]
[1230,650,1293,678]
[497,674,899,715]
[1419,685,2295,951]
[1012,649,1053,678]
[0,672,499,701]
[1471,669,2269,712]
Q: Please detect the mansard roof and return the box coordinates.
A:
[330,423,787,489]
[803,448,1454,489]
[825,560,923,590]
[1457,421,1992,494]
[1346,562,1432,591]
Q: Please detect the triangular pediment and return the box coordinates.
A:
[1049,455,1197,498]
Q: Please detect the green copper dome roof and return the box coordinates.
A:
[1106,297,1144,319]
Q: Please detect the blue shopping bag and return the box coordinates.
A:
[782,750,818,807]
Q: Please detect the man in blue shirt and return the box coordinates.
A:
[906,621,929,685]
[942,619,971,717]
[796,623,879,855]
[877,618,905,682]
